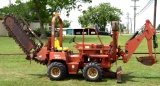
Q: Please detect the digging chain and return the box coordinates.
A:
[3,15,36,56]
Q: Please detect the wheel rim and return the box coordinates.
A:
[51,67,61,77]
[87,67,98,79]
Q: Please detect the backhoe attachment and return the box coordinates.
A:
[122,20,157,66]
[136,20,157,66]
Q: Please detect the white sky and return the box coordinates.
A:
[0,0,159,33]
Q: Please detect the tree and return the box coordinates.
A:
[0,0,38,26]
[78,3,122,31]
[0,1,31,20]
[60,20,71,28]
[29,0,92,38]
[0,0,92,39]
[157,24,160,30]
[55,19,71,28]
[54,19,71,37]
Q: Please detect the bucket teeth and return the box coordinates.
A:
[136,56,155,66]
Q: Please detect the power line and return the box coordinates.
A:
[136,0,154,16]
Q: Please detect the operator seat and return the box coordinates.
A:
[54,38,68,51]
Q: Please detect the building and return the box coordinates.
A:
[56,28,98,36]
[0,18,8,36]
[0,18,43,36]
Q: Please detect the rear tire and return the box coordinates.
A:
[47,62,67,80]
[83,62,103,82]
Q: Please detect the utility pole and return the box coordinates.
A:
[9,0,11,6]
[126,12,130,34]
[153,0,158,58]
[131,0,139,33]
[129,18,132,33]
[153,0,157,28]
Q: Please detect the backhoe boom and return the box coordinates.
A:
[120,20,157,65]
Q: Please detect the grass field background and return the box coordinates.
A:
[0,34,160,86]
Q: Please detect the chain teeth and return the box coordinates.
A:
[3,15,36,56]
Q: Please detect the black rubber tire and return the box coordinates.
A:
[47,62,67,80]
[83,62,103,82]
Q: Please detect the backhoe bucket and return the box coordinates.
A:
[136,56,156,66]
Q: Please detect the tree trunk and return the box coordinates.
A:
[99,24,106,31]
[103,23,106,31]
[33,0,47,39]
[39,21,47,39]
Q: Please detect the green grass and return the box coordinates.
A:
[0,34,160,86]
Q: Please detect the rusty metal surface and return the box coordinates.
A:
[136,56,155,66]
[19,15,43,48]
[3,15,36,56]
[116,66,122,83]
[134,52,160,54]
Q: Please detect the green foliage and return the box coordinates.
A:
[46,0,92,16]
[157,24,160,30]
[30,0,92,24]
[62,20,71,28]
[0,2,27,18]
[55,19,71,28]
[119,23,123,33]
[0,1,37,23]
[78,2,122,31]
[0,0,92,38]
[25,28,51,37]
[33,28,41,37]
[35,28,51,37]
[32,28,59,37]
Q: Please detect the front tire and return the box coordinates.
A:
[47,62,67,80]
[83,62,103,82]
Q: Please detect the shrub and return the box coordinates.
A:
[24,28,60,37]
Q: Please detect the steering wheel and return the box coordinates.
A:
[69,36,76,43]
